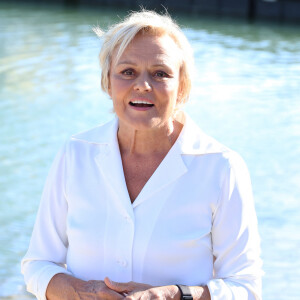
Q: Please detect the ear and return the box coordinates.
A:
[177,64,185,102]
[107,73,112,97]
[176,81,184,106]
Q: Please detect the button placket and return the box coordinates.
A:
[113,210,135,280]
[124,215,131,223]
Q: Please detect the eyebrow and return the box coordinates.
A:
[117,61,137,66]
[152,64,171,68]
[117,61,173,70]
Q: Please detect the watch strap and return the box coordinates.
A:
[176,284,193,300]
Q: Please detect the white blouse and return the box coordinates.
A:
[21,113,263,300]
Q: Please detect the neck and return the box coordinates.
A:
[117,119,183,156]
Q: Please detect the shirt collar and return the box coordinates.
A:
[176,112,228,155]
[71,116,119,146]
[71,112,227,156]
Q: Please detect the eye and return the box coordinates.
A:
[121,69,135,76]
[154,71,169,78]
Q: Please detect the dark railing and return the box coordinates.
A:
[6,0,300,23]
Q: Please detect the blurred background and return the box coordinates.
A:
[0,0,299,299]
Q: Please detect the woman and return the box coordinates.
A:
[22,10,263,300]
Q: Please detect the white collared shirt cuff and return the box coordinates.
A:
[207,278,262,300]
[26,263,72,300]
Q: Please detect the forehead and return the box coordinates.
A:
[112,34,181,67]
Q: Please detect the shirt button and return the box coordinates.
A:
[118,259,127,267]
[124,215,131,222]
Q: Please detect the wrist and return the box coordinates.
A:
[46,273,86,300]
[176,285,193,300]
[171,285,181,300]
[171,285,211,300]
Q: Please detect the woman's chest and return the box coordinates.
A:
[66,179,215,284]
[121,154,165,202]
[65,150,222,281]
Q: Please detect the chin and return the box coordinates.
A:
[126,117,163,131]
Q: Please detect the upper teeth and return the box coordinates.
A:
[131,100,152,104]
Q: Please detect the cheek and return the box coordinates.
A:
[163,82,180,102]
[157,80,179,95]
[110,76,129,93]
[111,82,130,110]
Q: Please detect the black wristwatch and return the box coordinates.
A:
[176,284,193,300]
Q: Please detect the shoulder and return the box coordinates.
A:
[57,117,118,163]
[181,114,241,157]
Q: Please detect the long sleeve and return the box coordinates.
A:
[21,145,72,300]
[207,153,263,300]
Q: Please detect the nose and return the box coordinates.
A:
[133,73,152,92]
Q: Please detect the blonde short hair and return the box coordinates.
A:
[93,10,194,105]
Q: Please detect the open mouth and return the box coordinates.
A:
[129,101,154,108]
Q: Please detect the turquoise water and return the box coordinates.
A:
[0,2,299,299]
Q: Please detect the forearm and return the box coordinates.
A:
[190,286,211,300]
[46,273,84,300]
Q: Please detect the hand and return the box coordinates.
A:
[46,274,124,300]
[76,280,124,300]
[104,277,180,300]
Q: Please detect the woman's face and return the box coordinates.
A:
[108,33,182,132]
